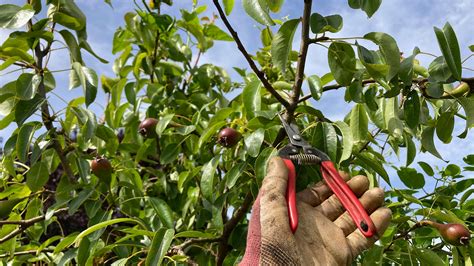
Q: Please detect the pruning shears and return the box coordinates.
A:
[277,113,377,238]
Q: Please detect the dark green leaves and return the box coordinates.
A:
[328,42,356,86]
[145,228,175,266]
[49,0,87,31]
[421,126,443,160]
[16,73,41,100]
[244,128,265,157]
[201,156,219,201]
[27,161,49,192]
[242,0,275,26]
[364,32,400,80]
[149,198,174,229]
[434,22,462,80]
[0,4,35,29]
[70,62,98,106]
[271,19,300,72]
[348,0,382,18]
[310,13,343,34]
[397,167,425,189]
[403,90,420,129]
[17,122,40,162]
[436,112,454,143]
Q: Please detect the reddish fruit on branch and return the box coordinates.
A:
[139,118,159,139]
[91,157,113,183]
[217,127,241,148]
[420,220,471,246]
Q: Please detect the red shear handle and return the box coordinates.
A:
[320,161,377,238]
[282,159,298,233]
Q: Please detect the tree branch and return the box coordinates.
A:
[0,208,68,244]
[290,0,312,112]
[298,77,474,103]
[0,249,54,258]
[211,0,290,108]
[216,191,254,265]
[28,20,75,182]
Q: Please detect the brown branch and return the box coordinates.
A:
[27,20,75,181]
[298,77,474,103]
[211,0,289,108]
[0,249,54,258]
[290,0,312,112]
[216,191,254,265]
[171,237,222,256]
[0,208,68,244]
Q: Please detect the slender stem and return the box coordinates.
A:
[216,192,253,265]
[211,0,289,108]
[0,208,68,244]
[0,249,54,258]
[27,20,75,181]
[290,0,312,112]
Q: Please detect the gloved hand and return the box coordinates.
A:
[240,157,392,265]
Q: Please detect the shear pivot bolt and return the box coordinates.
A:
[292,135,301,141]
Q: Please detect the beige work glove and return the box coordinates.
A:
[240,157,392,265]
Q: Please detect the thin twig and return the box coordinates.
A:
[0,249,55,258]
[290,0,312,112]
[216,192,254,265]
[211,0,289,108]
[0,208,68,244]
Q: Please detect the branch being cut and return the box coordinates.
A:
[290,0,312,112]
[212,0,290,108]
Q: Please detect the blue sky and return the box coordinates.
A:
[1,0,474,189]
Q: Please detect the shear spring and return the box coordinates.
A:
[289,154,321,165]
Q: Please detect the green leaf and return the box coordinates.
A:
[201,156,219,202]
[17,122,39,162]
[356,151,390,184]
[0,4,35,29]
[469,45,474,52]
[310,13,343,34]
[223,0,235,15]
[49,0,86,31]
[16,73,41,100]
[434,22,462,80]
[68,188,94,215]
[403,90,420,128]
[334,121,353,163]
[350,104,368,146]
[348,0,382,18]
[418,161,434,176]
[59,30,83,64]
[15,95,44,126]
[357,44,390,82]
[436,112,454,143]
[464,155,474,165]
[458,96,474,135]
[242,76,261,118]
[174,231,214,238]
[145,228,175,266]
[266,0,284,13]
[196,121,226,151]
[421,126,443,160]
[255,147,277,183]
[363,246,384,265]
[397,167,425,189]
[156,114,174,137]
[244,128,265,157]
[307,75,322,100]
[405,133,416,167]
[160,143,180,164]
[149,198,174,229]
[271,19,300,72]
[242,0,275,26]
[328,42,356,86]
[364,32,400,80]
[26,161,49,192]
[70,62,98,107]
[384,97,403,141]
[428,56,453,83]
[413,248,445,266]
[316,122,338,162]
[204,24,233,41]
[224,162,246,189]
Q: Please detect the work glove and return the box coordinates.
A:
[240,157,391,265]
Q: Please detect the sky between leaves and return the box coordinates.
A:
[1,0,474,190]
